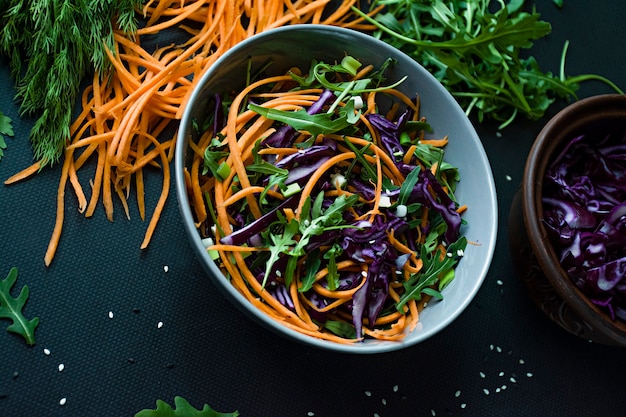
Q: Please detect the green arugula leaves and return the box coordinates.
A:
[397,237,467,310]
[135,396,239,417]
[262,194,360,288]
[0,110,13,162]
[353,0,623,129]
[248,97,360,138]
[0,267,39,346]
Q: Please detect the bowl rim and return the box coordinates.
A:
[174,24,497,353]
[522,93,626,344]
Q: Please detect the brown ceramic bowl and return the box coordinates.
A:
[509,94,626,347]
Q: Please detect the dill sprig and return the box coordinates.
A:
[0,0,144,166]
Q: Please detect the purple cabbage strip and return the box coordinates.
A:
[220,196,297,246]
[211,93,225,138]
[261,89,336,148]
[351,275,369,340]
[365,110,411,162]
[275,139,337,185]
[542,197,597,230]
[270,284,295,311]
[417,169,462,243]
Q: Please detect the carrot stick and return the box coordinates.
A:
[4,161,43,185]
[44,150,73,267]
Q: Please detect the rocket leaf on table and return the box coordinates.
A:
[135,396,239,417]
[0,267,39,345]
[0,110,14,162]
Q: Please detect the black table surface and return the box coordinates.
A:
[2,2,626,416]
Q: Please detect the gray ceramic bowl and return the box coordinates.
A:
[175,25,497,353]
[509,94,626,347]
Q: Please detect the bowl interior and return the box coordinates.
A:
[523,94,626,344]
[175,25,498,353]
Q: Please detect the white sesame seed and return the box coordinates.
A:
[43,348,51,356]
[499,371,505,377]
[501,385,507,390]
[457,249,464,257]
[58,364,65,372]
[479,371,486,378]
[382,398,387,405]
[446,252,453,257]
[157,321,164,329]
[527,372,533,377]
[496,346,502,353]
[364,390,372,397]
[374,414,380,417]
[505,175,512,181]
[393,385,399,392]
[496,279,503,285]
[495,388,501,393]
[275,270,282,277]
[483,389,490,395]
[108,311,114,319]
[59,398,67,406]
[163,265,169,272]
[361,271,368,277]
[431,409,436,416]
[455,390,461,398]
[307,412,315,416]
[489,344,494,350]
[510,377,517,383]
[519,359,525,364]
[461,403,467,409]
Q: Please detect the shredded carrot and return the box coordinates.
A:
[420,136,449,147]
[4,160,43,185]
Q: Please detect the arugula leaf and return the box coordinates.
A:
[300,249,322,293]
[396,236,467,310]
[135,396,239,417]
[262,219,299,287]
[396,166,422,207]
[341,138,377,182]
[203,138,230,181]
[0,111,14,162]
[323,244,343,291]
[0,267,39,346]
[246,161,288,177]
[248,103,355,138]
[323,320,357,339]
[261,170,289,204]
[292,194,360,256]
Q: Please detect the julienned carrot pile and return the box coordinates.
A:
[185,56,468,343]
[3,0,381,266]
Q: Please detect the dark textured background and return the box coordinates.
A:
[1,1,626,416]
